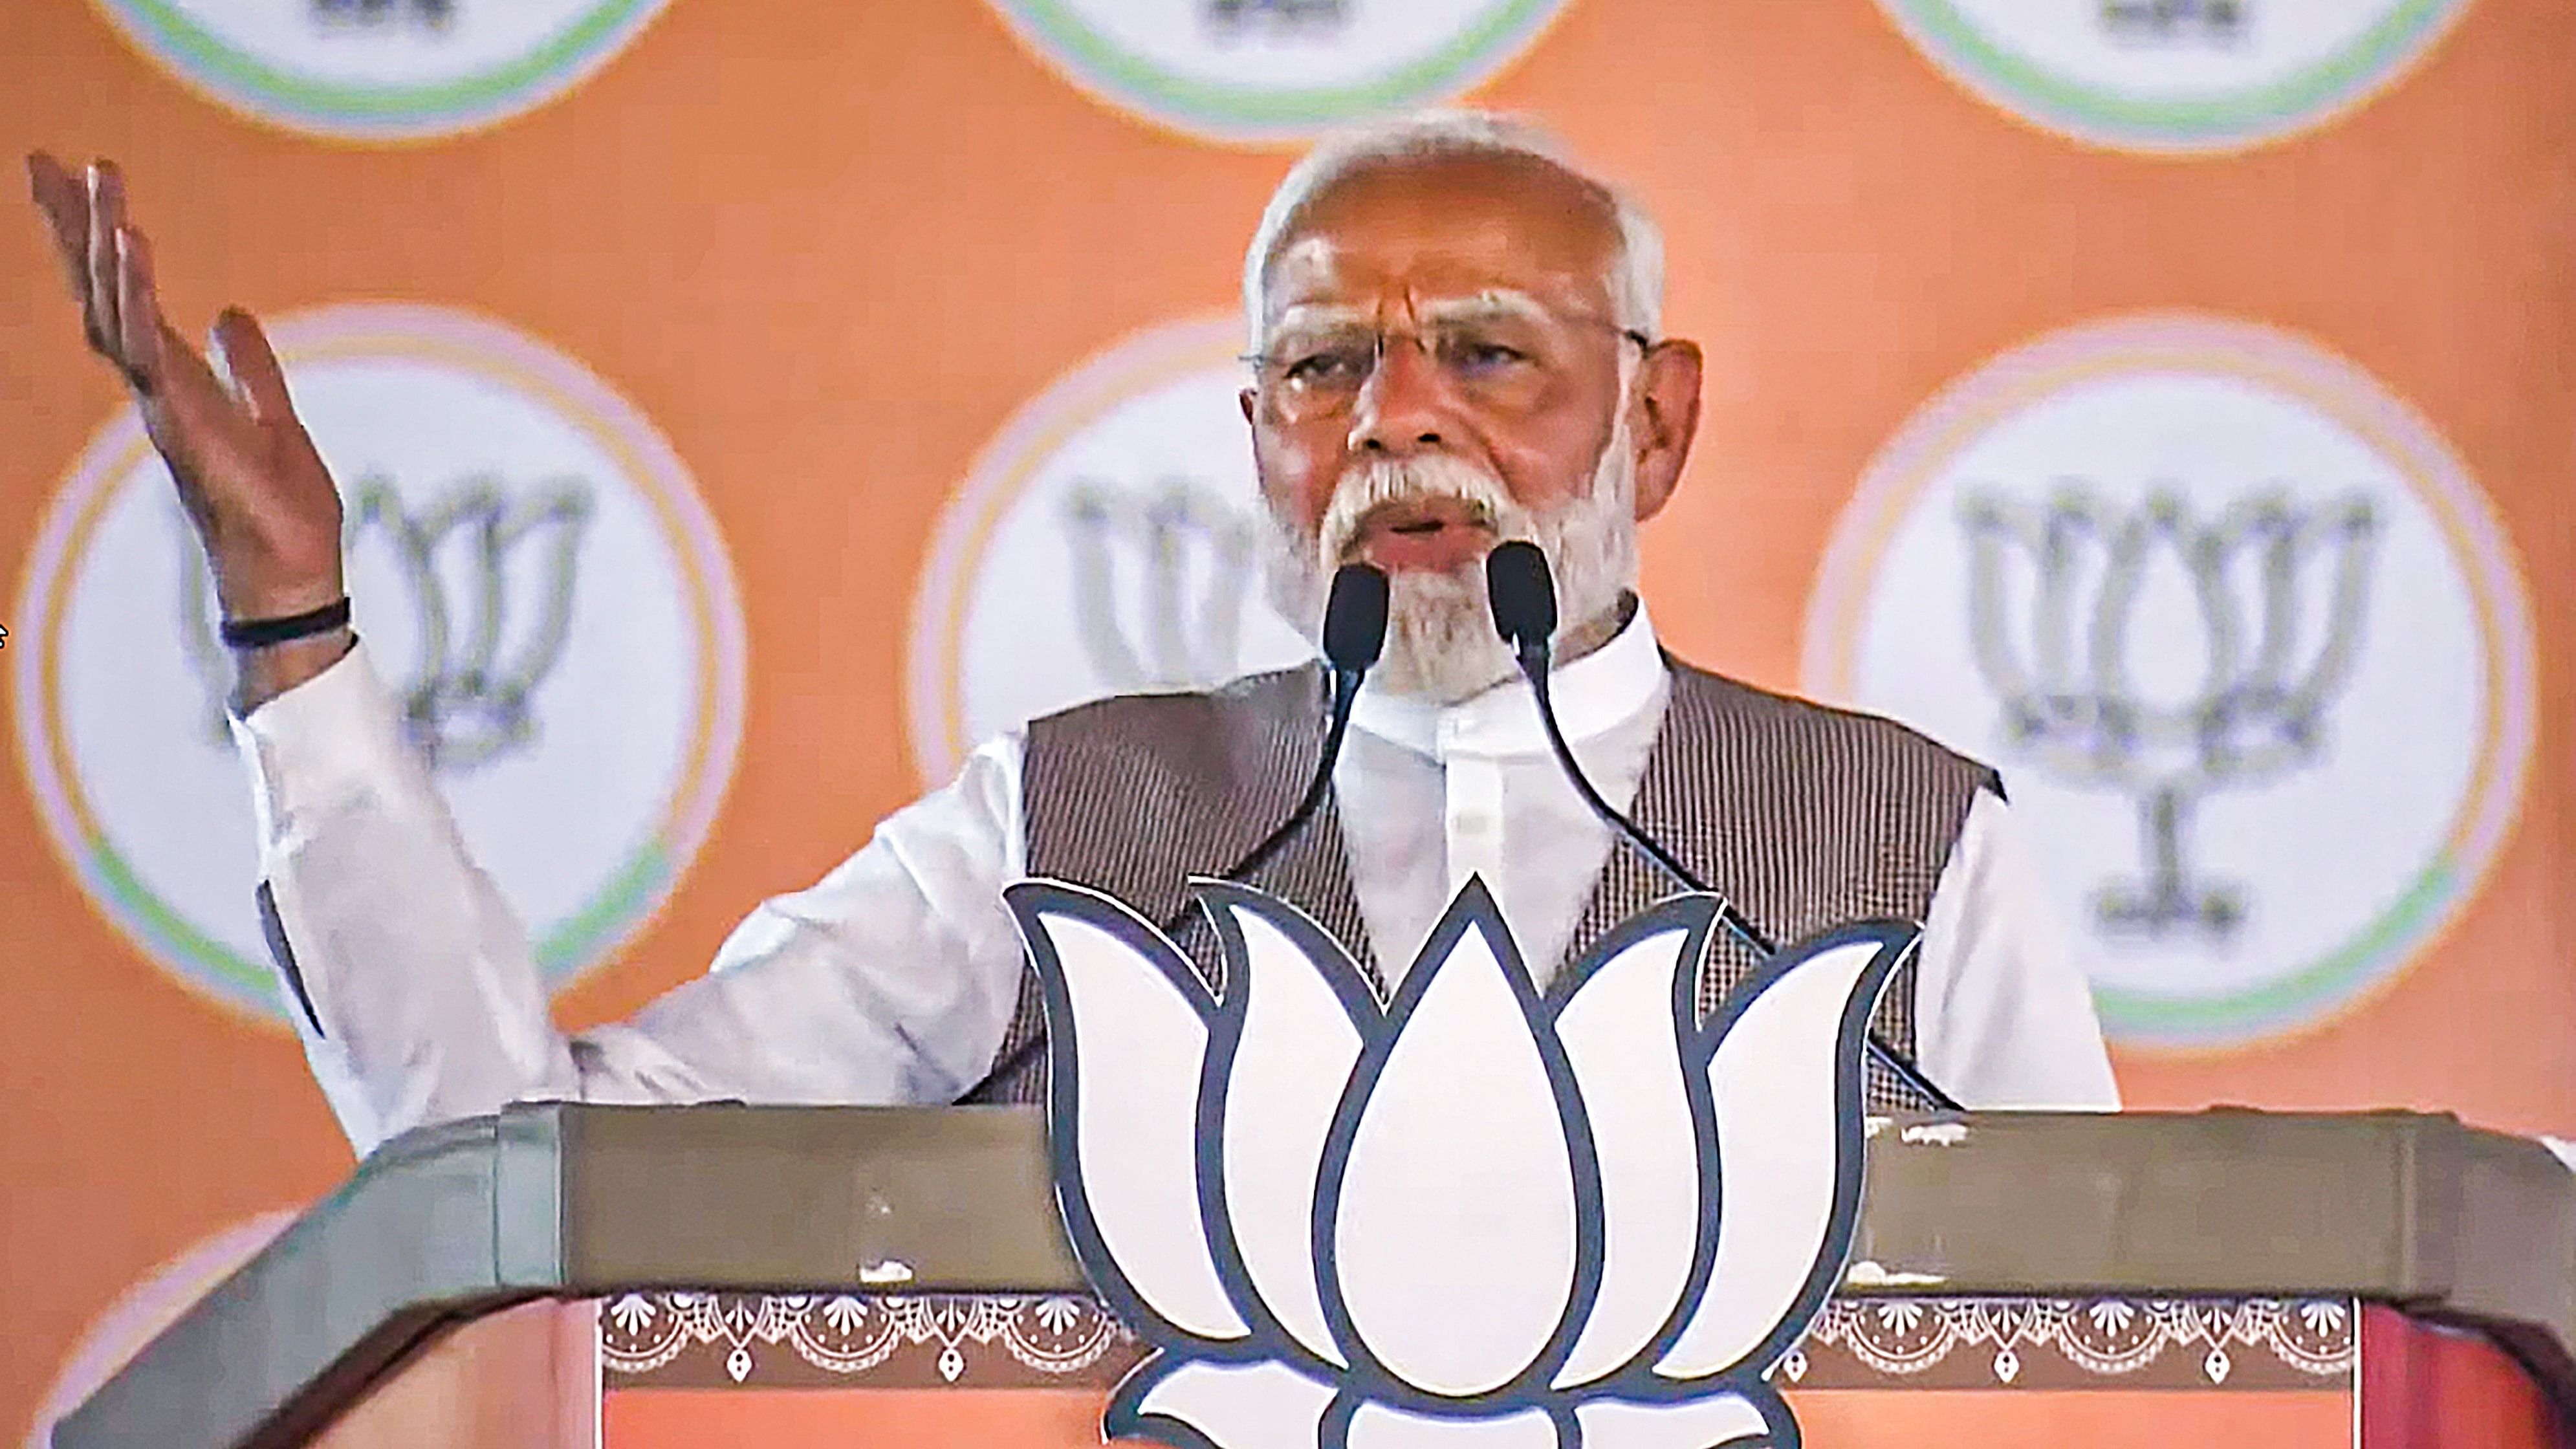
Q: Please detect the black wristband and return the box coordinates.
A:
[219,597,353,650]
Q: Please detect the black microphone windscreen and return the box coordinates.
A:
[1485,540,1556,652]
[1322,563,1390,674]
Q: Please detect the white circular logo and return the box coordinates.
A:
[908,314,1312,785]
[982,0,1568,143]
[88,0,669,142]
[14,303,747,1024]
[1873,0,2471,154]
[1804,314,2533,1049]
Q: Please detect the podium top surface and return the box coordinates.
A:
[61,1104,2576,1448]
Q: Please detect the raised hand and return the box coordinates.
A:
[28,151,352,707]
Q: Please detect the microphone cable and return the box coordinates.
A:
[1484,541,1963,1113]
[966,562,1389,1098]
[1220,562,1388,885]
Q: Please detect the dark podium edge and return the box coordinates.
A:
[55,1103,2576,1449]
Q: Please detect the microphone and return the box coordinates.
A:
[966,563,1388,1100]
[1484,541,1962,1112]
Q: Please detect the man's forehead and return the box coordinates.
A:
[1271,290,1554,336]
[1261,152,1620,321]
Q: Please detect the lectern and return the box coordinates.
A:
[57,1106,2576,1447]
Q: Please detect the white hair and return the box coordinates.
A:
[1241,110,1665,350]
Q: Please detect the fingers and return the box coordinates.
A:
[210,309,296,426]
[27,151,108,352]
[115,224,168,388]
[85,160,126,369]
[27,153,92,299]
[32,155,285,426]
[153,320,231,422]
[26,151,89,279]
[25,149,76,220]
[130,324,246,507]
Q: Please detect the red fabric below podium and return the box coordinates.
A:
[602,1386,2359,1447]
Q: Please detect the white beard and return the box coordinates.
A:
[1261,414,1640,704]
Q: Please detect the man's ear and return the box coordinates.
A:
[1628,339,1703,524]
[1240,387,1258,425]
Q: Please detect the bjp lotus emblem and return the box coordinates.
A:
[1005,876,1906,1448]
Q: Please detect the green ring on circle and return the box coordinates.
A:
[996,0,1562,134]
[87,832,671,1019]
[2086,856,2457,1045]
[1887,0,2463,149]
[98,0,659,133]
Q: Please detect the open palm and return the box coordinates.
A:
[27,151,345,622]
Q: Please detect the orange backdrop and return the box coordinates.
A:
[3,0,2571,1439]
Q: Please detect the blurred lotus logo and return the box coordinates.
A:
[908,316,1312,786]
[1064,476,1263,692]
[981,0,1567,143]
[2097,0,2247,47]
[1960,486,2376,939]
[1874,0,2469,153]
[175,478,594,768]
[350,479,592,767]
[14,303,746,1023]
[1202,0,1347,40]
[87,0,670,142]
[1804,315,2533,1049]
[311,0,454,28]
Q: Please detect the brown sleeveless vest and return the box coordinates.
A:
[967,657,1997,1112]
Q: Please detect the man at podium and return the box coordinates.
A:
[27,111,2116,1157]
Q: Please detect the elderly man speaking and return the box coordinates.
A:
[27,113,2115,1155]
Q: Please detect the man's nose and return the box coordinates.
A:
[1347,336,1451,457]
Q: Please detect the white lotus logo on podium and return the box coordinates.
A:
[1006,877,1906,1448]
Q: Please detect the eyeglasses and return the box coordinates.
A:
[1245,308,1653,425]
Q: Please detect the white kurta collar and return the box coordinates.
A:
[1348,599,1666,761]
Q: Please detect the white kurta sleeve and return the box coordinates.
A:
[232,641,1030,1156]
[1910,789,2121,1111]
